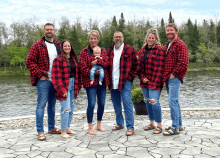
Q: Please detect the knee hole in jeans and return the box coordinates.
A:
[72,99,76,103]
[65,109,70,112]
[150,99,157,105]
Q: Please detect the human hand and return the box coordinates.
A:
[91,59,97,66]
[142,78,149,83]
[95,70,100,75]
[62,92,68,97]
[170,74,175,78]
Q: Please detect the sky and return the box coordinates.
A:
[1,0,220,29]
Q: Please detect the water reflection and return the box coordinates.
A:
[0,71,219,118]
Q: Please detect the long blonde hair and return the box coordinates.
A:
[142,28,161,49]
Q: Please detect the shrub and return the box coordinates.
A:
[131,87,144,103]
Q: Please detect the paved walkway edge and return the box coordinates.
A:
[1,107,220,121]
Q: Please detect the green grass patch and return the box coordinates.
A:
[0,67,30,76]
[188,62,220,69]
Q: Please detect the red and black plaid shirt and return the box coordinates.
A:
[107,43,140,91]
[162,37,189,84]
[52,54,81,100]
[79,45,110,88]
[26,37,61,86]
[138,45,165,91]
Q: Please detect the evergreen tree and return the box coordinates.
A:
[217,21,220,47]
[186,18,194,52]
[69,25,81,55]
[208,20,216,44]
[168,11,174,23]
[100,20,113,49]
[159,18,167,45]
[118,13,125,34]
[111,16,118,32]
[192,20,200,53]
[107,16,118,48]
[57,17,71,42]
[200,19,209,48]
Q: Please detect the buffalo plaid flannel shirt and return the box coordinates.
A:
[162,37,189,84]
[79,45,110,88]
[26,37,60,86]
[107,43,140,91]
[138,45,165,91]
[52,54,81,100]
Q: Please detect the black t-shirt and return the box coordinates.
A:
[88,45,93,57]
[144,47,152,60]
[69,57,76,78]
[143,47,152,75]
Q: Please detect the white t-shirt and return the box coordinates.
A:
[167,43,172,54]
[112,43,124,89]
[45,40,58,81]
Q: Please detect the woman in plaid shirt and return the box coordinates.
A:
[52,40,81,139]
[138,28,165,134]
[79,30,110,135]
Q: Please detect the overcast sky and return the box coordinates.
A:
[1,0,220,28]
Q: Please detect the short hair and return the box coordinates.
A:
[142,28,161,49]
[113,31,124,38]
[93,46,101,52]
[44,23,54,29]
[166,23,178,32]
[88,30,99,39]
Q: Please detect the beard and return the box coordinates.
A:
[166,33,176,40]
[45,33,54,38]
[115,41,122,48]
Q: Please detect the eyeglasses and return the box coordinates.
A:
[114,36,122,39]
[45,29,54,31]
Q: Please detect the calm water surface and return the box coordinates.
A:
[0,71,219,118]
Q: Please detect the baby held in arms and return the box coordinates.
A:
[90,46,104,86]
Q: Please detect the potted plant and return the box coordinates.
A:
[131,87,148,115]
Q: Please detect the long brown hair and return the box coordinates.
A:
[60,40,77,61]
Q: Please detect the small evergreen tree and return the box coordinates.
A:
[159,18,167,45]
[118,13,125,34]
[168,11,175,23]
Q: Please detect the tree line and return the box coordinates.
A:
[0,12,220,70]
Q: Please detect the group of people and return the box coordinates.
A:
[26,22,188,141]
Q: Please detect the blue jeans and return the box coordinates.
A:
[59,78,76,131]
[36,80,56,134]
[166,77,182,131]
[85,84,106,123]
[90,65,104,82]
[111,80,134,130]
[141,87,162,123]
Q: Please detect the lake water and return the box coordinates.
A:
[0,71,219,118]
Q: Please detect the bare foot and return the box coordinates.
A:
[97,127,106,132]
[61,131,71,139]
[88,128,97,135]
[66,128,76,135]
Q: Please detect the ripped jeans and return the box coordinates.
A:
[141,87,162,123]
[59,77,76,131]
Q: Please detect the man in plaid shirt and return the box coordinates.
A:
[162,23,189,136]
[26,23,61,141]
[107,31,140,136]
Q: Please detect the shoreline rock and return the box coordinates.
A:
[1,109,220,130]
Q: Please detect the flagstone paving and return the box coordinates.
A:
[1,116,220,158]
